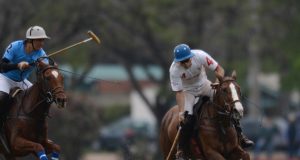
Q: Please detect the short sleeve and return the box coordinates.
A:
[3,43,15,61]
[194,50,218,71]
[169,65,183,91]
[170,73,183,91]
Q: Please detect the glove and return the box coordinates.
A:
[18,61,30,70]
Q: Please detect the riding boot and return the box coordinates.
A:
[0,91,10,127]
[234,119,254,148]
[176,114,195,160]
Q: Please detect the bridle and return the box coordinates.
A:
[214,79,241,109]
[212,78,242,126]
[36,66,64,105]
[6,59,66,120]
[19,64,64,117]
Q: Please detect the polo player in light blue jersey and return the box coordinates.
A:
[0,26,49,115]
[0,26,50,108]
[0,26,60,160]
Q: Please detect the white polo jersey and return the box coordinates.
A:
[169,49,218,94]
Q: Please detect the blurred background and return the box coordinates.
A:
[0,0,299,159]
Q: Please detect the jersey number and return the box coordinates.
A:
[206,57,213,66]
[6,44,12,53]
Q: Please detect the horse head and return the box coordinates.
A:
[212,71,244,126]
[35,57,67,108]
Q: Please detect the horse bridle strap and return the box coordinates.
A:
[46,86,64,104]
[212,79,242,116]
[226,99,241,108]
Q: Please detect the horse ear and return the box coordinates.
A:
[232,70,237,80]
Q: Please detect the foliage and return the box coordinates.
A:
[100,105,130,124]
[48,95,101,160]
[1,0,300,159]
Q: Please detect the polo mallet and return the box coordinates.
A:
[166,127,181,160]
[48,30,101,57]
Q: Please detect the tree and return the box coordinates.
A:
[1,0,300,159]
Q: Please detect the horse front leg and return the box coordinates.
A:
[228,146,250,160]
[11,136,48,160]
[43,139,61,160]
[203,149,226,160]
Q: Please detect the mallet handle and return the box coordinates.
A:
[48,38,92,57]
[166,127,181,160]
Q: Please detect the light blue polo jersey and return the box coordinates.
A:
[2,40,47,82]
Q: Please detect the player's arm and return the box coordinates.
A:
[214,65,224,78]
[0,58,18,73]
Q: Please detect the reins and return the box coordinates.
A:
[197,79,240,130]
[7,65,62,120]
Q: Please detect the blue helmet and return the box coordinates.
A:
[173,44,194,62]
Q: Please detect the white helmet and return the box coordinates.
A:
[26,26,50,39]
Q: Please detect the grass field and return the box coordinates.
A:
[81,151,299,160]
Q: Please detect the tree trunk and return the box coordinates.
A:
[247,0,261,117]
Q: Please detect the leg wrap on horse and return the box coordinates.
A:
[51,151,59,160]
[37,150,48,160]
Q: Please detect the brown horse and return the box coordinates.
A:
[160,71,250,160]
[0,57,67,160]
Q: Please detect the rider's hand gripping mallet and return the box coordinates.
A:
[48,30,101,57]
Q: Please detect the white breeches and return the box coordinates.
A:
[184,80,213,115]
[0,74,32,94]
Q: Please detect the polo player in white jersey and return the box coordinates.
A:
[169,44,254,159]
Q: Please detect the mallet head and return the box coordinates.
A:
[87,31,101,44]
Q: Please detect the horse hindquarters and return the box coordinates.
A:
[159,126,172,159]
[159,115,173,159]
[160,107,179,159]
